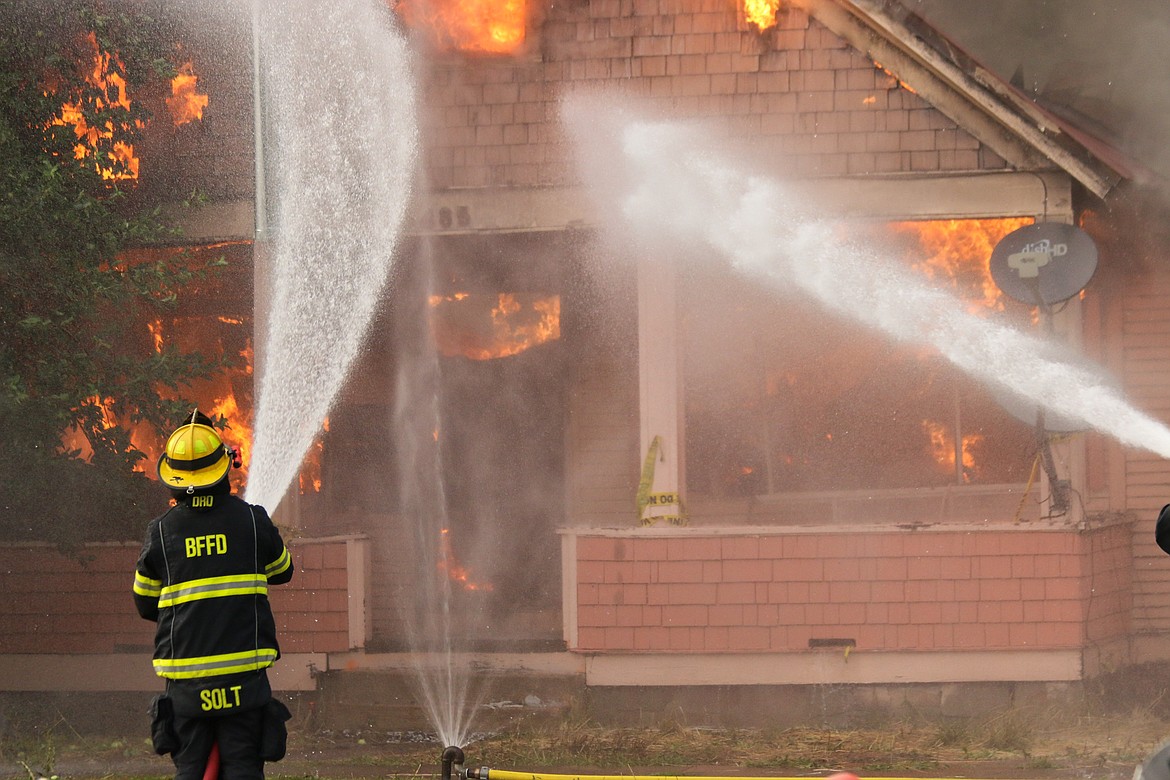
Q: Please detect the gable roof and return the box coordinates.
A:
[800,0,1133,199]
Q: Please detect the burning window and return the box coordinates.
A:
[429,292,561,359]
[684,217,1038,498]
[167,61,210,126]
[50,32,141,181]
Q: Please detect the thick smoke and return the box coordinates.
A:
[906,0,1170,193]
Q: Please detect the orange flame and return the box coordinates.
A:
[238,336,255,376]
[298,439,324,494]
[890,218,1034,313]
[430,292,560,360]
[922,419,983,482]
[208,391,252,488]
[147,319,165,353]
[396,0,526,54]
[151,313,255,492]
[296,417,329,495]
[873,61,918,95]
[59,396,162,471]
[167,62,209,126]
[51,32,140,180]
[438,528,494,591]
[743,0,780,30]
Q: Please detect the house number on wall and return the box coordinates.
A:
[437,205,471,229]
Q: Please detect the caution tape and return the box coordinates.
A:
[636,436,687,527]
[635,435,660,524]
[646,491,679,506]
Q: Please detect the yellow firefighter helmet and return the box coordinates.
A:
[157,412,231,491]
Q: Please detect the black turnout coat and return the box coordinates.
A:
[133,493,293,682]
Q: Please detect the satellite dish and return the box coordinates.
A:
[989,222,1098,305]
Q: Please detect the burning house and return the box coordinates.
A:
[6,0,1170,732]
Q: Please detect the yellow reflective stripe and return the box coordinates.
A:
[134,572,162,598]
[265,548,291,578]
[153,648,279,679]
[158,574,268,608]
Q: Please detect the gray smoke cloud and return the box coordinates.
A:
[902,0,1170,193]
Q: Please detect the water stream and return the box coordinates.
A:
[391,241,488,749]
[245,0,481,748]
[566,102,1170,459]
[245,0,418,511]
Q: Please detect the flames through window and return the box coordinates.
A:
[684,217,1038,500]
[429,292,561,359]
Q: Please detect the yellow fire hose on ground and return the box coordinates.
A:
[461,767,1023,780]
[442,746,1026,780]
[470,771,864,780]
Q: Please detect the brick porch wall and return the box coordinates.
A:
[0,537,360,655]
[569,521,1133,655]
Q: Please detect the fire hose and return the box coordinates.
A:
[468,772,868,780]
[202,741,220,780]
[461,767,1002,780]
[442,746,1011,780]
[444,746,847,780]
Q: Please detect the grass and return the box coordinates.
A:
[285,703,1167,776]
[3,705,1169,780]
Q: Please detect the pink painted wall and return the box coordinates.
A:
[0,539,352,655]
[0,522,1136,666]
[417,6,1009,190]
[571,523,1133,654]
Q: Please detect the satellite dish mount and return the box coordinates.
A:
[988,222,1099,515]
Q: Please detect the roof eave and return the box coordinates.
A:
[797,0,1125,200]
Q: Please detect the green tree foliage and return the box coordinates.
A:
[0,1,228,546]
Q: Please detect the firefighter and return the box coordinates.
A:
[133,410,294,780]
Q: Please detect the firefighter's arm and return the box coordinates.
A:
[132,525,162,621]
[265,541,294,585]
[257,505,294,585]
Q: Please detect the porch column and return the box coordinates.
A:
[636,252,685,525]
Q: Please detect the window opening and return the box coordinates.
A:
[684,217,1040,500]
